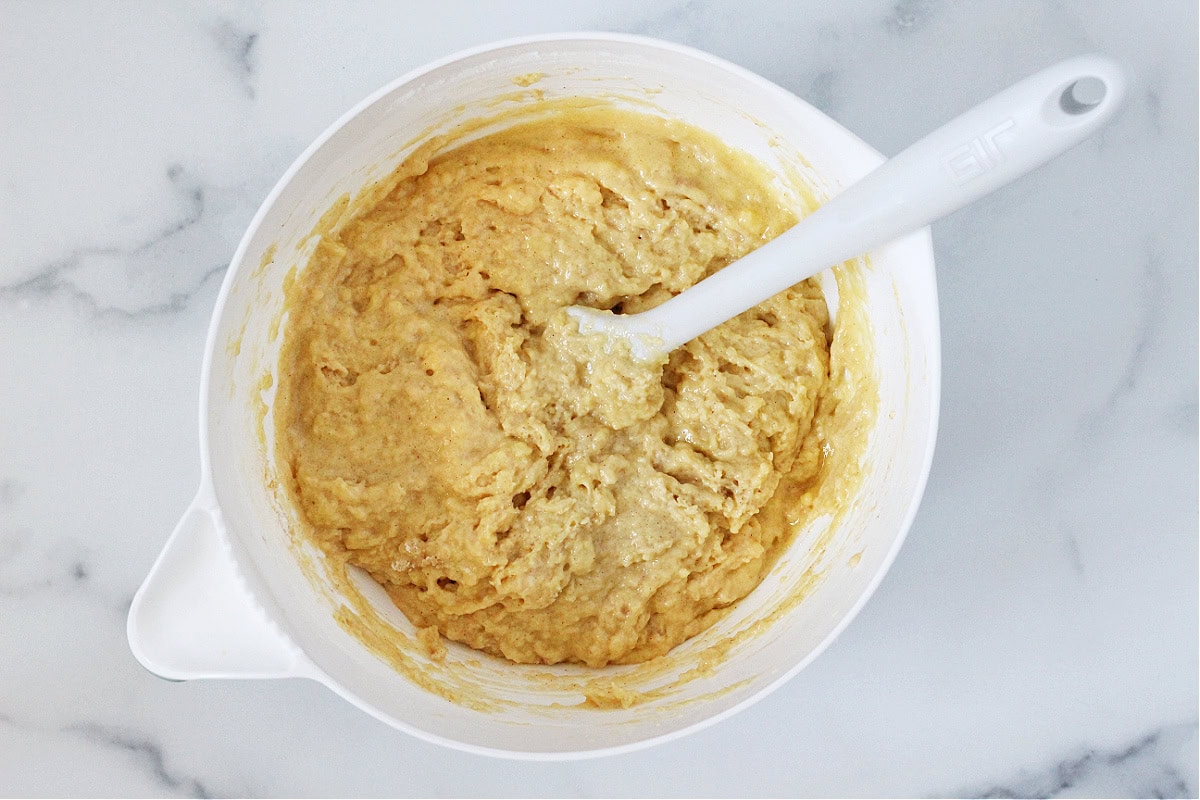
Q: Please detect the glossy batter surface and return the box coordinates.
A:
[276,107,837,666]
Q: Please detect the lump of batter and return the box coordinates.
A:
[276,106,835,667]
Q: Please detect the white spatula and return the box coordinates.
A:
[567,55,1127,360]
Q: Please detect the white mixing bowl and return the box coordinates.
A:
[127,33,940,759]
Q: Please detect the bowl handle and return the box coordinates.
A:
[126,486,307,680]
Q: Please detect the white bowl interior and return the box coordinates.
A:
[203,36,939,757]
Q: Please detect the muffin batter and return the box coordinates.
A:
[276,106,838,667]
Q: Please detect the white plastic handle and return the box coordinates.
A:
[127,486,304,680]
[571,54,1128,356]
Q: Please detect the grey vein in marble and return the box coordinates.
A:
[2,260,231,323]
[68,723,214,799]
[1089,246,1167,424]
[955,721,1199,799]
[1050,242,1167,459]
[1145,87,1164,135]
[0,531,82,597]
[885,0,942,35]
[1165,394,1199,437]
[0,710,234,799]
[0,165,230,320]
[0,574,53,599]
[210,18,259,99]
[0,459,110,605]
[0,522,125,616]
[0,478,24,504]
[803,69,840,114]
[1027,239,1177,573]
[1062,529,1085,576]
[620,0,715,43]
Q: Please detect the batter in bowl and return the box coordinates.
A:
[276,105,851,667]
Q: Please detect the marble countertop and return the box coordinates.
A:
[1,1,1196,796]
